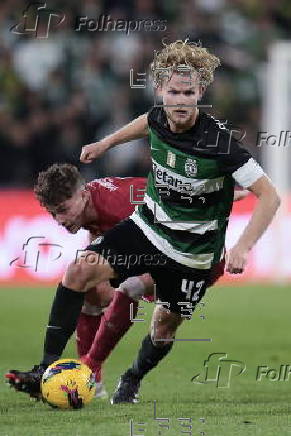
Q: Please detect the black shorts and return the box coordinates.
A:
[87,218,214,315]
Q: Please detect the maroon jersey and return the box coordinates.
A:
[86,177,146,234]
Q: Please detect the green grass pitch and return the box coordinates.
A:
[1,283,291,436]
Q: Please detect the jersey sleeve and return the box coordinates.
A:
[219,139,265,188]
[232,157,265,188]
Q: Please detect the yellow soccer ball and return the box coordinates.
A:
[41,358,96,409]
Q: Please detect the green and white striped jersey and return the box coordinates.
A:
[131,107,264,269]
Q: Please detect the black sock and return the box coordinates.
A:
[40,283,85,367]
[130,334,173,380]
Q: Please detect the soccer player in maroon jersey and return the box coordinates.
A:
[6,163,155,398]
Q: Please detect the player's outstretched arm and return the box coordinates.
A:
[226,175,281,274]
[80,113,149,163]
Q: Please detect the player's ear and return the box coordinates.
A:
[155,84,163,97]
[81,188,89,201]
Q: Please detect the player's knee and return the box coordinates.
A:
[118,276,146,301]
[63,251,115,291]
[151,329,175,347]
[150,305,182,346]
[63,258,101,291]
[151,322,177,346]
[63,262,90,291]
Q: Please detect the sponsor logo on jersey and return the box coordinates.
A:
[185,158,197,177]
[152,161,223,196]
[166,151,176,168]
[153,162,192,193]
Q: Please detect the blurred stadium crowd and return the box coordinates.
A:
[0,0,290,187]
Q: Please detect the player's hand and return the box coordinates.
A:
[80,142,108,164]
[234,189,249,202]
[225,244,249,274]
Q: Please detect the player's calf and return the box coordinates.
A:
[40,255,116,369]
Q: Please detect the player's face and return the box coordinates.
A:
[159,71,203,131]
[49,189,89,234]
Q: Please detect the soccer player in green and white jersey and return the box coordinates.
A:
[79,40,280,403]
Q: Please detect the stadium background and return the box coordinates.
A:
[0,0,290,285]
[1,1,291,436]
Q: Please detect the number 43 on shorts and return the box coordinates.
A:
[181,279,206,302]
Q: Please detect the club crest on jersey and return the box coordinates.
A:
[185,158,197,177]
[166,151,176,168]
[91,236,104,245]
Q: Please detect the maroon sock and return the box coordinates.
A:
[84,291,138,372]
[76,312,102,358]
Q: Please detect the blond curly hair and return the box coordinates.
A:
[150,39,220,88]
